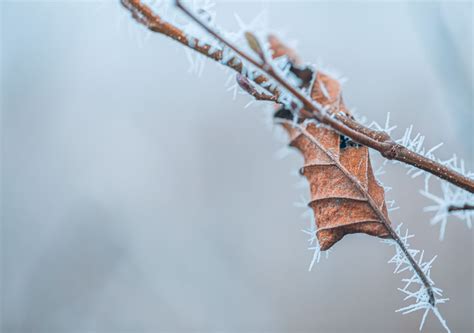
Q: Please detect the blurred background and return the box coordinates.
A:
[1,1,472,332]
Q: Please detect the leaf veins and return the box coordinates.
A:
[276,68,391,250]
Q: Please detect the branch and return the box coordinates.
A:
[174,0,474,194]
[120,0,474,193]
[120,0,278,96]
[448,203,474,212]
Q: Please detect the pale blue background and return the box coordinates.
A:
[1,1,473,332]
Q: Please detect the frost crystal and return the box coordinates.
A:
[383,224,450,332]
[293,196,329,270]
[421,174,473,240]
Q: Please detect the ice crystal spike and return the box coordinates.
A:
[384,224,450,332]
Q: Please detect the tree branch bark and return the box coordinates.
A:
[121,0,474,194]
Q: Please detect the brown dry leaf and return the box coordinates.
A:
[268,34,300,64]
[271,39,391,251]
[281,120,391,250]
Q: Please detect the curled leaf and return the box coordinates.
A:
[281,119,391,250]
[272,38,391,251]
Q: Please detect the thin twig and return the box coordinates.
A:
[447,203,474,212]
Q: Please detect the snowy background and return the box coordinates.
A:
[1,1,473,332]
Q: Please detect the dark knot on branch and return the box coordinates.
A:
[381,143,402,160]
